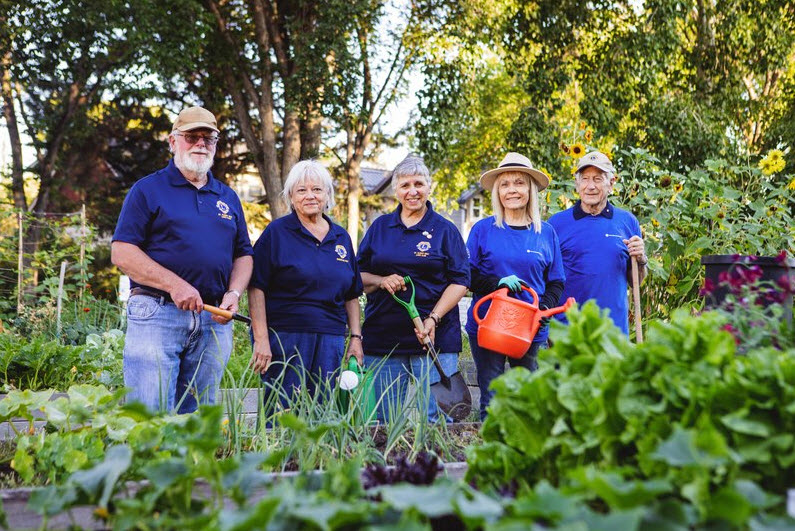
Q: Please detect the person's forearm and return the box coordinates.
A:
[111,241,185,292]
[227,255,253,294]
[248,287,269,342]
[430,284,467,320]
[361,272,383,294]
[345,298,362,335]
[470,266,499,294]
[540,280,564,309]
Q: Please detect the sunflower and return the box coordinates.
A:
[570,143,585,157]
[768,149,784,164]
[659,175,672,188]
[673,183,683,193]
[560,142,570,154]
[651,218,660,228]
[584,130,592,142]
[759,149,786,175]
[788,177,795,191]
[759,158,774,176]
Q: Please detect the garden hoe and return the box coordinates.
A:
[392,276,472,422]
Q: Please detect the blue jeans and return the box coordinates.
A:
[123,295,233,414]
[469,332,540,421]
[260,331,345,411]
[364,352,458,424]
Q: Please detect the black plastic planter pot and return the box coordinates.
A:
[701,254,794,323]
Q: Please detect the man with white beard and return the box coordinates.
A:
[112,106,253,413]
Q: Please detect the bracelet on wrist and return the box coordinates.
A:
[350,333,363,341]
[428,312,440,326]
[225,289,241,298]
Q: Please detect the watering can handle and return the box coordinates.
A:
[472,290,497,325]
[538,297,576,318]
[519,285,540,306]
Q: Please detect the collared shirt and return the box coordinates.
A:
[250,210,363,335]
[112,159,253,302]
[465,217,565,344]
[358,202,470,356]
[572,199,614,220]
[548,200,641,335]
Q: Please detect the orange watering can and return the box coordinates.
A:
[472,286,575,359]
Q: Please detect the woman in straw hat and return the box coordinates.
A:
[465,152,565,420]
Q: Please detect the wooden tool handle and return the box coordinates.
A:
[630,256,643,343]
[203,304,252,325]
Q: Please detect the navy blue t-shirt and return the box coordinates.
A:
[465,217,565,344]
[358,203,470,356]
[548,201,642,335]
[250,211,363,335]
[112,160,253,301]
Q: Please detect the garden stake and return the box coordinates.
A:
[631,256,643,342]
[203,304,252,325]
[391,276,472,421]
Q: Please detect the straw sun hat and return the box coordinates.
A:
[479,152,550,191]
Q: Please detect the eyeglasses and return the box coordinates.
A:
[174,133,219,146]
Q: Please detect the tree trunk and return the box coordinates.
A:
[281,107,301,181]
[300,106,322,159]
[1,51,26,210]
[207,0,288,219]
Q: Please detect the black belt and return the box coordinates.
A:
[130,287,173,303]
[130,287,223,306]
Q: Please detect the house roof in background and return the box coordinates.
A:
[458,185,485,204]
[361,167,391,195]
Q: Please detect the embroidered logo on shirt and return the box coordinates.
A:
[415,240,431,257]
[335,244,349,262]
[216,200,233,220]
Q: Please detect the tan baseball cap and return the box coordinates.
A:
[479,152,550,191]
[172,106,219,133]
[576,151,615,174]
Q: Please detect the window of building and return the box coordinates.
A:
[471,196,483,219]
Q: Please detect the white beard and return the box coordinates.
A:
[175,149,214,176]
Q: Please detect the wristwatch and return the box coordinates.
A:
[225,289,241,298]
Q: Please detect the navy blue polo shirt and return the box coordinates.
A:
[358,202,470,356]
[465,217,565,345]
[249,211,363,335]
[548,200,642,335]
[112,160,253,302]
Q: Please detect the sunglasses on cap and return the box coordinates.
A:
[174,132,219,146]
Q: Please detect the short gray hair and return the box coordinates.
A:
[281,160,336,212]
[391,155,431,190]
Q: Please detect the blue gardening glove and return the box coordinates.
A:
[498,275,526,293]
